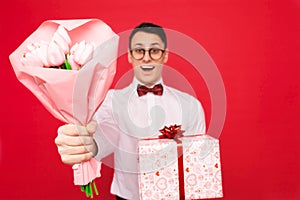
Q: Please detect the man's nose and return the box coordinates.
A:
[142,50,151,62]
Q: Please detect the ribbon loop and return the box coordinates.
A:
[159,124,183,139]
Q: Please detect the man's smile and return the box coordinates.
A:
[140,65,155,71]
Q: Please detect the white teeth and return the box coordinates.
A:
[141,65,155,70]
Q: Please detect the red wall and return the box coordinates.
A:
[1,0,299,199]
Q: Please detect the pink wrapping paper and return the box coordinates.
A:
[138,135,223,199]
[138,139,180,200]
[9,19,119,186]
[181,135,223,199]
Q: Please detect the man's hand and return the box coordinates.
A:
[55,120,98,165]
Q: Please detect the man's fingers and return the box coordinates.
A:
[57,124,90,136]
[60,152,94,165]
[58,145,95,156]
[86,120,97,135]
[55,123,98,165]
[55,135,94,146]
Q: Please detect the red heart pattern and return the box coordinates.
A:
[138,135,223,199]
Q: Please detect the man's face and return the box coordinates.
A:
[128,31,168,87]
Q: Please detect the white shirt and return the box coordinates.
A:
[94,78,206,200]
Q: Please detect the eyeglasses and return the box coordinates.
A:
[130,48,166,60]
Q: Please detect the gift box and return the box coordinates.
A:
[138,134,223,199]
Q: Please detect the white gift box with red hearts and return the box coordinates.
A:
[138,134,223,199]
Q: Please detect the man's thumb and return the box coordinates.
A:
[86,120,97,134]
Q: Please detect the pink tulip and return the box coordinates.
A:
[66,54,80,70]
[47,41,65,66]
[36,42,51,66]
[21,50,44,67]
[52,25,71,54]
[21,26,93,70]
[26,42,40,51]
[21,41,49,67]
[45,25,72,67]
[69,40,94,66]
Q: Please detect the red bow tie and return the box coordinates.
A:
[137,84,163,97]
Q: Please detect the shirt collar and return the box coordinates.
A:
[131,77,164,89]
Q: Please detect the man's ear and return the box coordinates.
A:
[128,50,133,64]
[163,48,169,63]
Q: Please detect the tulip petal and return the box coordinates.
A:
[70,42,79,55]
[78,43,94,65]
[52,33,69,54]
[47,41,65,66]
[52,26,71,54]
[56,25,71,45]
[21,52,44,67]
[73,40,86,63]
[67,54,80,70]
[36,43,50,66]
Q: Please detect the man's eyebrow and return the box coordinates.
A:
[133,42,162,47]
[150,42,161,46]
[134,43,144,46]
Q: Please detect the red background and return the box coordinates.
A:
[1,0,300,199]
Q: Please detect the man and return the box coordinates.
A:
[55,22,206,200]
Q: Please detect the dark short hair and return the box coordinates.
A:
[129,22,167,49]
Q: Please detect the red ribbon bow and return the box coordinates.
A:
[137,84,163,97]
[159,124,184,139]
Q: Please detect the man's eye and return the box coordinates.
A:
[150,48,159,54]
[134,49,144,53]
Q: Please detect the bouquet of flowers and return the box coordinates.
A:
[9,19,119,198]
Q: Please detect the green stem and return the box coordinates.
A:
[85,185,89,197]
[80,180,99,198]
[64,59,72,70]
[89,183,93,198]
[93,181,99,195]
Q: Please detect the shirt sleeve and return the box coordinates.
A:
[93,90,120,161]
[185,97,206,135]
